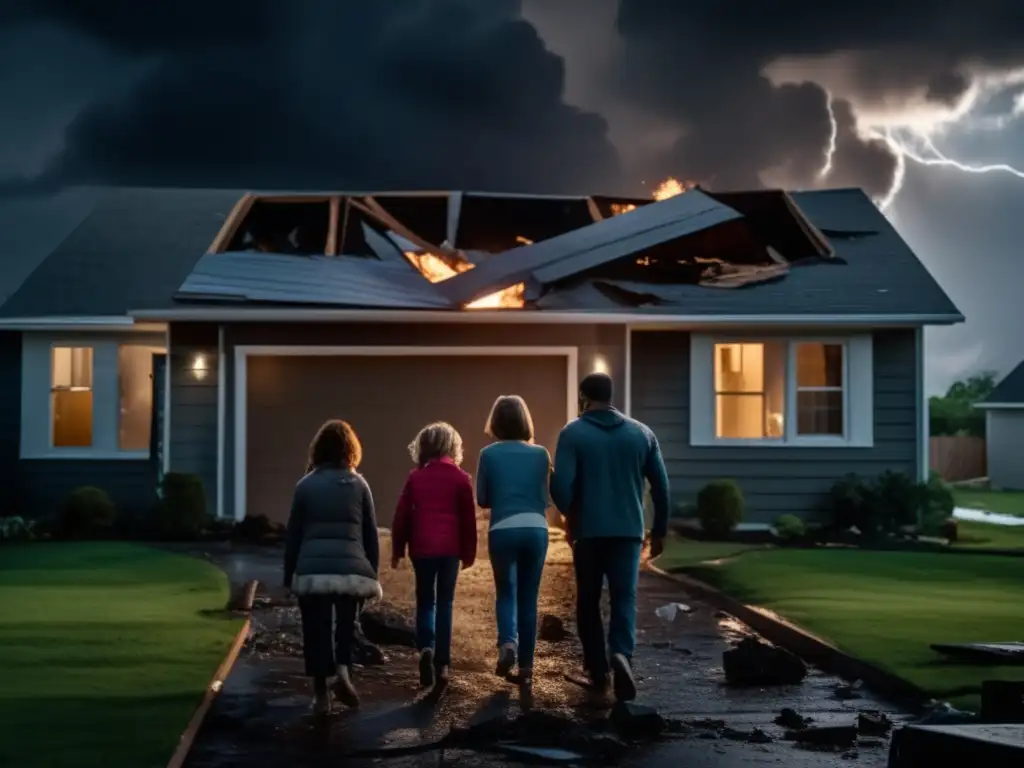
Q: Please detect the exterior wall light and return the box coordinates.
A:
[191,353,209,381]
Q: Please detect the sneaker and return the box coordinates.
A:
[334,666,360,709]
[418,649,435,688]
[610,653,637,702]
[495,644,517,677]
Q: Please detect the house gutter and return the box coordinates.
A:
[127,307,966,327]
[0,315,167,332]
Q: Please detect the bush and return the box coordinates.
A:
[0,516,38,543]
[920,473,956,535]
[824,473,877,533]
[940,517,958,543]
[230,514,286,544]
[696,480,745,539]
[873,470,925,536]
[774,514,806,542]
[61,487,117,538]
[154,473,209,540]
[823,470,955,542]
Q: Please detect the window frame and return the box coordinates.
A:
[690,333,873,449]
[49,345,96,449]
[21,334,166,460]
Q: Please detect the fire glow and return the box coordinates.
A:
[404,251,525,309]
[610,176,691,216]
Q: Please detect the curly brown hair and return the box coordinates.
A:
[485,394,535,442]
[408,421,463,468]
[307,419,362,471]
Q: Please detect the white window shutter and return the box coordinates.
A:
[689,334,715,446]
[847,334,874,448]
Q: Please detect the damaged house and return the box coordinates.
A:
[0,183,962,528]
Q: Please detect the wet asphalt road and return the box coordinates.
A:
[183,533,907,767]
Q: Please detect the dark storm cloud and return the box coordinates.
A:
[9,0,620,193]
[613,0,1024,193]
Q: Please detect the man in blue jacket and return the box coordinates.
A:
[550,372,670,702]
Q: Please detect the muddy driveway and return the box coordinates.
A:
[184,533,906,767]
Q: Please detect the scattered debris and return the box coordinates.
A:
[227,579,259,612]
[857,711,892,736]
[722,637,808,686]
[914,701,979,725]
[359,602,416,647]
[775,707,813,730]
[495,744,584,764]
[538,614,569,642]
[654,602,692,621]
[858,738,886,749]
[688,718,727,731]
[721,727,773,744]
[786,725,858,748]
[609,702,665,740]
[930,642,1024,664]
[834,680,864,700]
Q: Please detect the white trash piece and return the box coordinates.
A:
[655,602,692,621]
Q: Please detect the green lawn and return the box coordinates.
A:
[0,542,242,768]
[955,520,1024,550]
[688,548,1024,711]
[656,536,766,570]
[952,488,1024,517]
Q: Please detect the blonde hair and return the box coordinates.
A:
[485,395,534,442]
[408,421,464,468]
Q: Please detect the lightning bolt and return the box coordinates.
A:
[819,91,1024,212]
[818,90,838,179]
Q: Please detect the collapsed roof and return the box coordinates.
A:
[0,184,964,321]
[177,186,850,311]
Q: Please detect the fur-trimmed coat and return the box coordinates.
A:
[284,467,382,600]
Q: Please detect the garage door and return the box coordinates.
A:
[245,354,570,527]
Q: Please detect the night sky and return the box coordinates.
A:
[2,0,1023,392]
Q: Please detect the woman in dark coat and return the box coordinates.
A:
[285,419,381,713]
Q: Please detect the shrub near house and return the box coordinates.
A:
[822,470,954,542]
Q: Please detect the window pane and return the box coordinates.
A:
[119,346,160,451]
[52,347,93,447]
[797,390,844,436]
[714,341,785,438]
[797,343,843,388]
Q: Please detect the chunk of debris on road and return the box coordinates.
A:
[538,614,569,642]
[913,700,979,725]
[496,744,584,764]
[775,707,813,730]
[609,702,666,740]
[654,602,692,621]
[786,725,858,748]
[359,602,416,647]
[834,679,864,700]
[721,727,774,744]
[857,710,892,736]
[858,738,886,749]
[722,636,808,686]
[688,717,727,731]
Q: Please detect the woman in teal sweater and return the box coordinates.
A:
[476,395,552,689]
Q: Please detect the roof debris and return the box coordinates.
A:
[171,180,901,312]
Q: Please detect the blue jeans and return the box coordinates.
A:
[489,527,548,668]
[572,537,643,677]
[412,556,460,666]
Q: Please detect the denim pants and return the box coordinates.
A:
[489,527,549,669]
[572,537,643,677]
[298,594,359,677]
[412,556,460,666]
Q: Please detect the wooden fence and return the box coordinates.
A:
[930,436,987,482]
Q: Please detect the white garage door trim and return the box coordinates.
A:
[233,345,580,521]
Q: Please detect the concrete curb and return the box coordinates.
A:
[644,562,932,712]
[165,597,255,768]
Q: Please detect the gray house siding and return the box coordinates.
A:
[192,322,627,520]
[167,323,220,515]
[631,329,918,525]
[986,410,1024,490]
[2,331,158,521]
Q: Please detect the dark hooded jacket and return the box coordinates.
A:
[550,408,669,543]
[284,466,382,600]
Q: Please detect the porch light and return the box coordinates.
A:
[191,353,209,381]
[592,355,609,375]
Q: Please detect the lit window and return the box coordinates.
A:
[51,347,93,447]
[118,346,160,451]
[795,343,844,436]
[714,342,786,439]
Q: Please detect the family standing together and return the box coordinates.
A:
[284,372,671,714]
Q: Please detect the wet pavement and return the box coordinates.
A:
[183,532,908,767]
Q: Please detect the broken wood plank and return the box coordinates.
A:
[350,197,470,272]
[209,193,255,253]
[586,197,604,222]
[326,196,340,256]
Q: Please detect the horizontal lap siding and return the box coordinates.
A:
[168,323,219,515]
[17,460,157,521]
[631,329,917,524]
[0,333,21,515]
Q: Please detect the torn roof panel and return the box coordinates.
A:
[435,189,743,306]
[176,251,452,309]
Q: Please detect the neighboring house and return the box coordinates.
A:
[977,361,1024,490]
[0,185,963,528]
